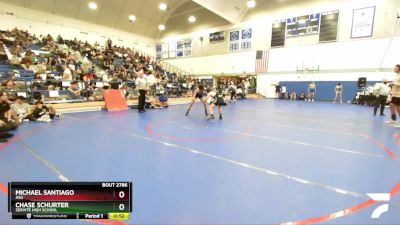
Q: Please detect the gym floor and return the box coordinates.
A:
[0,99,399,225]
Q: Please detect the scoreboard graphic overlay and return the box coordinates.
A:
[8,182,132,220]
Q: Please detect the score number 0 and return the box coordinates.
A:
[118,191,126,211]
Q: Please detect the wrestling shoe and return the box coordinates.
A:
[219,115,223,120]
[207,115,215,121]
[385,120,397,124]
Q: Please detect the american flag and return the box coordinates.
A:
[255,50,269,73]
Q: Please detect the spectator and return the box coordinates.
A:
[307,82,317,102]
[92,87,104,101]
[373,79,390,116]
[0,92,18,133]
[228,82,237,103]
[155,83,165,96]
[275,82,281,99]
[56,34,64,44]
[243,79,250,95]
[110,75,121,90]
[2,80,19,102]
[20,55,33,70]
[101,71,111,82]
[32,101,58,122]
[106,38,112,49]
[299,93,306,101]
[11,96,33,123]
[334,82,343,104]
[62,64,72,80]
[281,85,288,99]
[34,61,47,74]
[237,87,244,99]
[68,61,76,74]
[10,54,21,69]
[158,94,168,108]
[67,81,82,100]
[290,91,297,100]
[146,71,156,96]
[149,97,167,109]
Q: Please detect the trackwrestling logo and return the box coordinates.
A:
[367,193,391,219]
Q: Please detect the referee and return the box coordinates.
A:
[373,79,389,116]
[135,69,147,113]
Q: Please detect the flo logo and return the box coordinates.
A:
[367,193,391,219]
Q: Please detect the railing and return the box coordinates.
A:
[0,79,194,104]
[159,60,190,76]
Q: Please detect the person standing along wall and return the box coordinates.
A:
[334,83,343,103]
[281,85,288,100]
[307,82,317,102]
[373,79,390,116]
[228,82,237,103]
[275,82,281,99]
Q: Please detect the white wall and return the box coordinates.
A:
[160,0,399,57]
[166,36,400,75]
[269,37,400,72]
[161,0,400,76]
[0,2,155,55]
[163,51,256,75]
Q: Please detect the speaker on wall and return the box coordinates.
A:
[358,77,367,88]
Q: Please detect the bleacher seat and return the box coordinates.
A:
[30,45,42,51]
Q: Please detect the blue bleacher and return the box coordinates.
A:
[30,45,42,51]
[0,65,34,79]
[0,64,10,69]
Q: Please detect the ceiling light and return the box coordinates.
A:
[188,16,196,23]
[159,2,168,11]
[159,24,166,31]
[247,0,256,8]
[88,2,97,10]
[128,15,136,21]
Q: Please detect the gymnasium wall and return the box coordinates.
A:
[160,0,399,75]
[256,72,395,101]
[160,0,399,57]
[0,2,155,55]
[160,36,400,76]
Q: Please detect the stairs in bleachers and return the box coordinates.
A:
[159,60,190,77]
[2,43,12,60]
